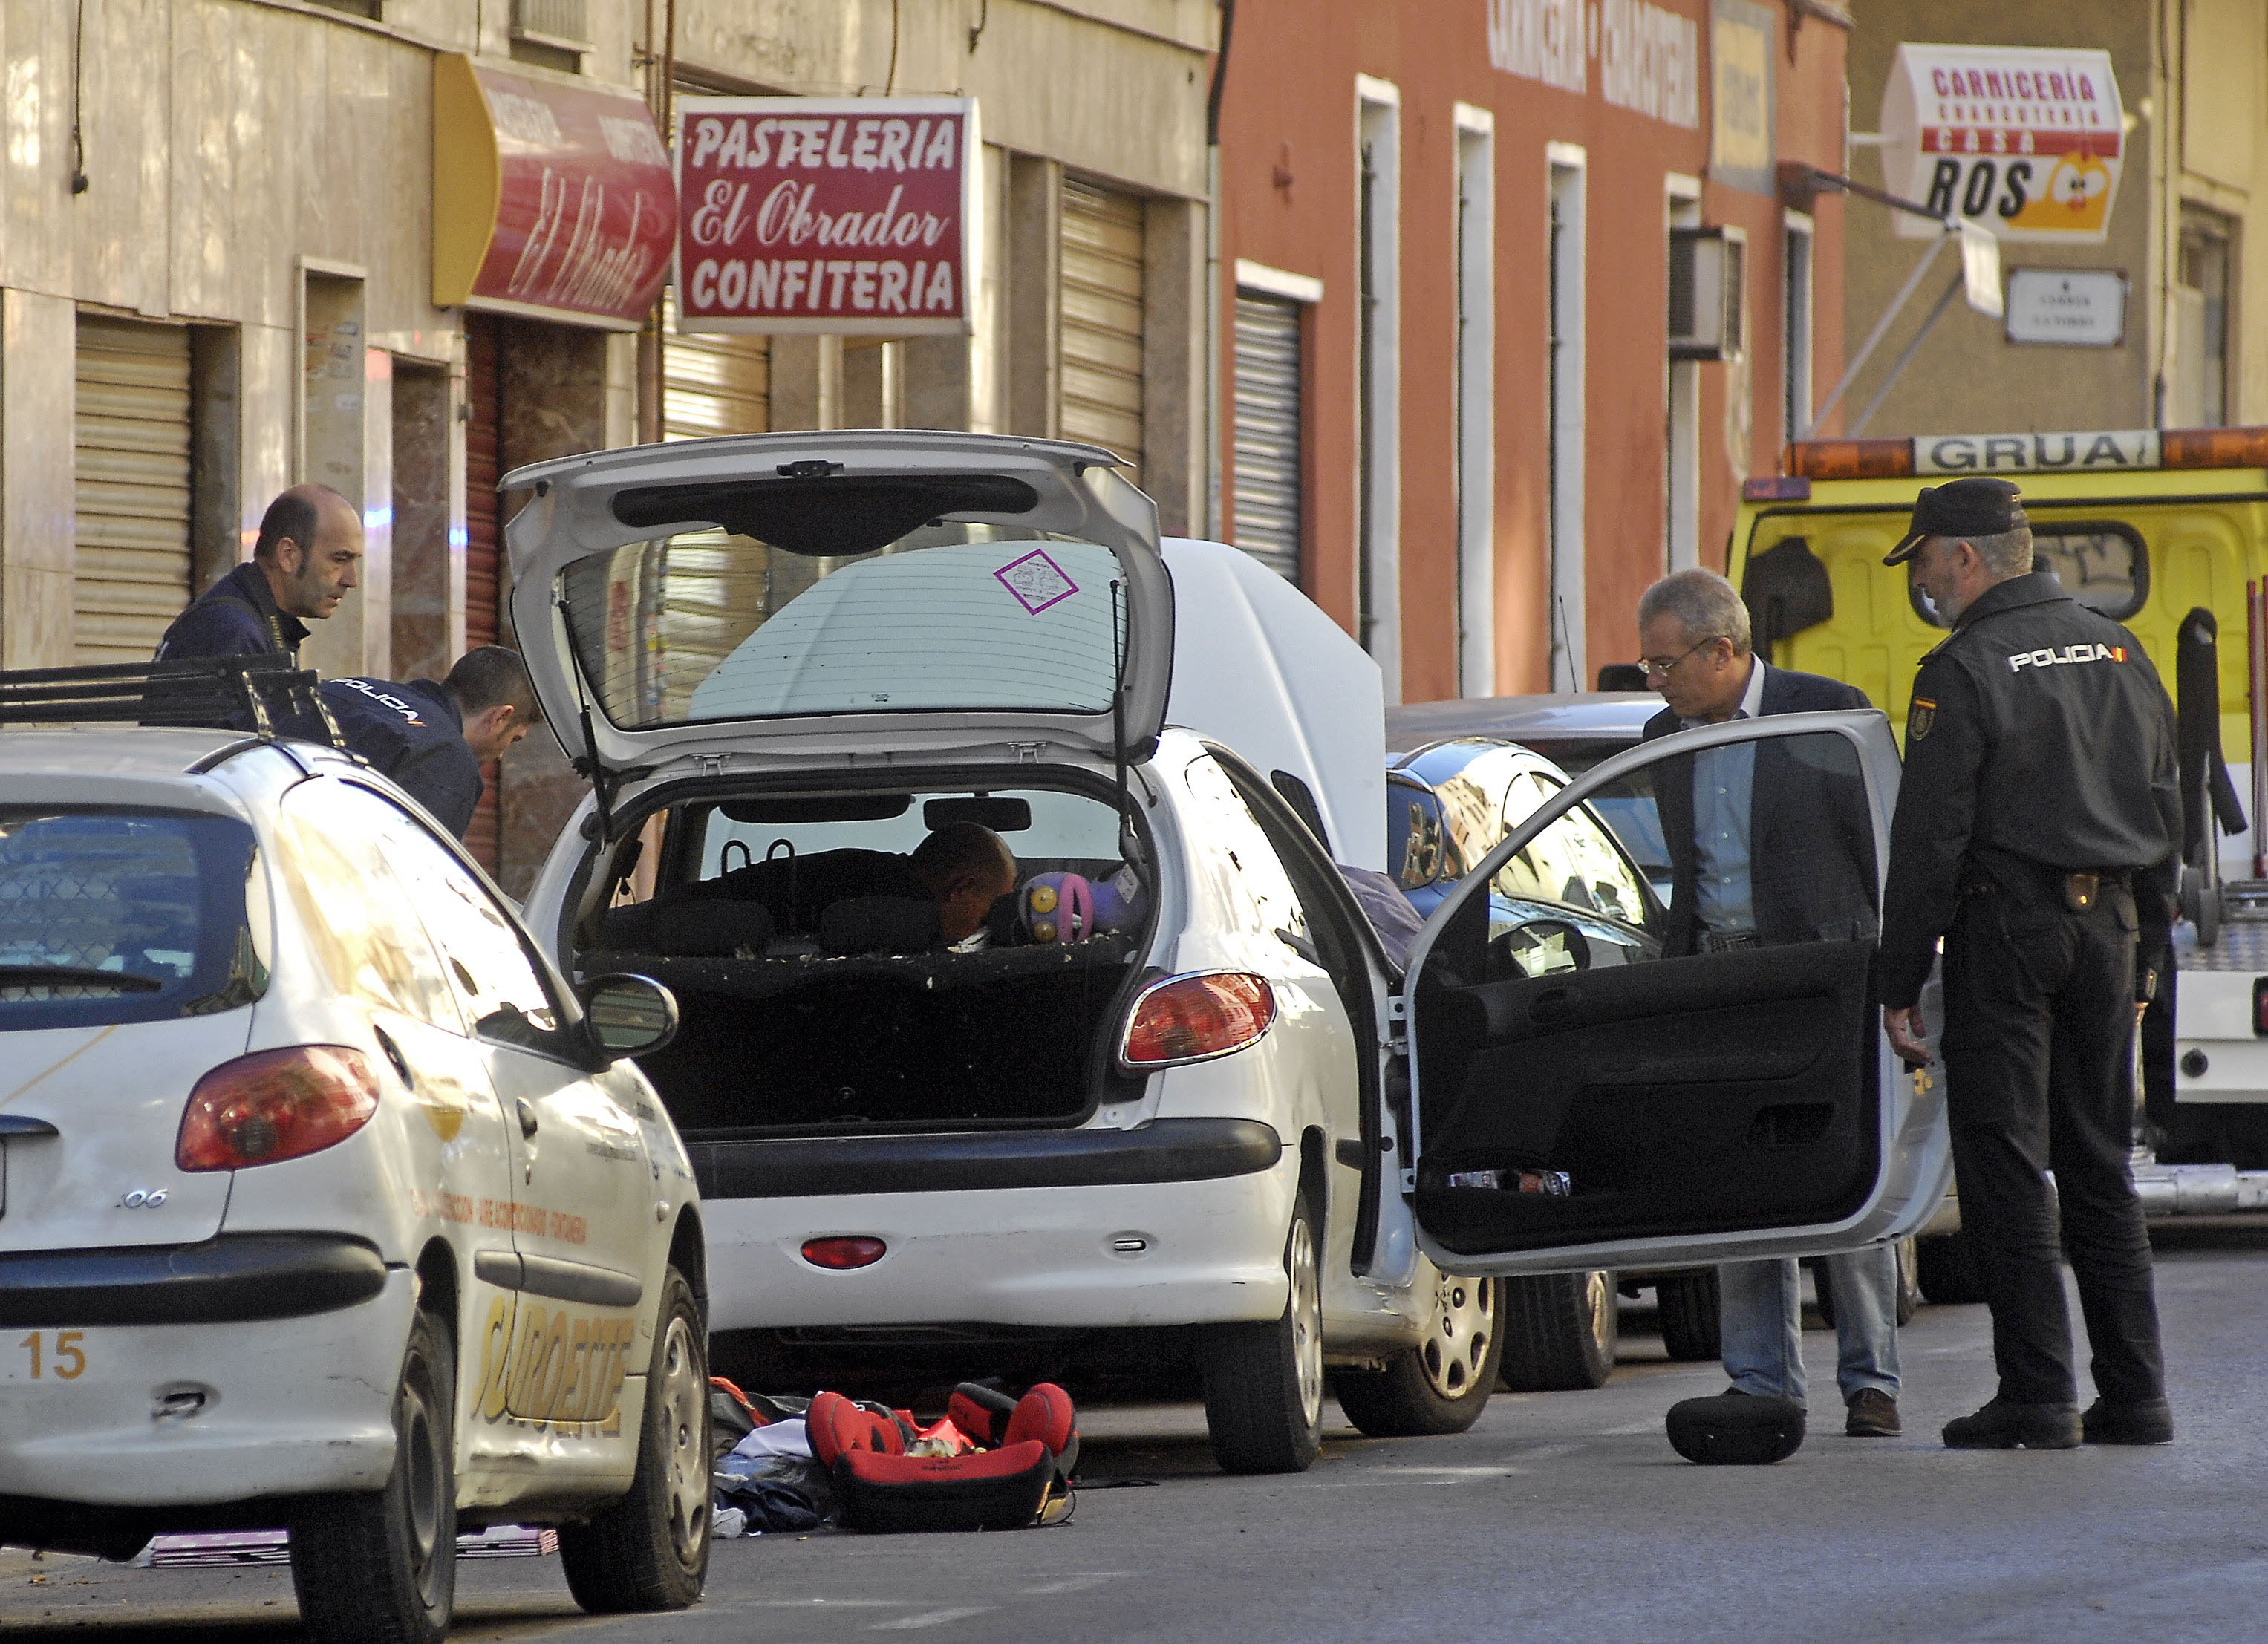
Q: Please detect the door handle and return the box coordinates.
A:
[372,1026,415,1091]
[516,1099,539,1139]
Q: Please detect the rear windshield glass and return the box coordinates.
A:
[0,809,267,1030]
[559,523,1129,731]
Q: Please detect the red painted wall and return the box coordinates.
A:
[1215,0,1848,702]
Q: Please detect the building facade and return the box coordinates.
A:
[0,0,1213,893]
[1212,0,1853,704]
[1840,1,2268,439]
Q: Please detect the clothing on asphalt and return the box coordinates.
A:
[154,561,309,663]
[319,676,484,839]
[1879,552,2179,1413]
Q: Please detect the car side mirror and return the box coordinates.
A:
[579,972,680,1063]
[1493,919,1591,979]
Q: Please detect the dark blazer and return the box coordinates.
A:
[154,561,308,662]
[1642,663,1877,957]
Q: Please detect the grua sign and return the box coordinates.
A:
[674,97,977,336]
[1880,44,2123,243]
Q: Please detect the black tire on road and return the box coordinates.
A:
[1915,1230,1988,1305]
[1811,1240,1921,1330]
[290,1307,457,1644]
[1655,1268,1722,1363]
[560,1268,711,1614]
[1202,1196,1324,1474]
[1497,1270,1618,1392]
[1332,1270,1506,1436]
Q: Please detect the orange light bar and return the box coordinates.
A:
[2161,427,2268,469]
[1785,438,1915,481]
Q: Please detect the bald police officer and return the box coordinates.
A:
[1878,477,2183,1450]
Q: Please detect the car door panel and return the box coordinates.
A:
[1403,710,1949,1276]
[362,789,651,1449]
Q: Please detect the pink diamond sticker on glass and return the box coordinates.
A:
[994,549,1080,615]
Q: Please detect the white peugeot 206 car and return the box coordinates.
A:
[509,429,1953,1474]
[0,678,708,1644]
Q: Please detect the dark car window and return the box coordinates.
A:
[0,809,269,1030]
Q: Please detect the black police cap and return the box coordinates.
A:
[1883,476,2029,565]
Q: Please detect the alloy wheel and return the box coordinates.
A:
[1288,1214,1323,1432]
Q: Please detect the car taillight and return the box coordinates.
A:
[176,1046,379,1172]
[1121,971,1277,1067]
[802,1237,887,1270]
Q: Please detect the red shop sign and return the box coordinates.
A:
[433,55,677,331]
[674,97,977,336]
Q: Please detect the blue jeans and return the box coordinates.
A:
[1719,1248,1900,1406]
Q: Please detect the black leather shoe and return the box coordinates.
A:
[1942,1398,2082,1449]
[2081,1397,2174,1444]
[1666,1389,1806,1465]
[1845,1388,1901,1437]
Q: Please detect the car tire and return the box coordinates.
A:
[1202,1196,1324,1474]
[1497,1270,1618,1392]
[1810,1240,1921,1330]
[289,1307,456,1644]
[559,1268,710,1615]
[1654,1268,1722,1363]
[1331,1270,1505,1436]
[1915,1230,1988,1305]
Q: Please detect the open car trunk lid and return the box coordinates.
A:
[503,431,1173,800]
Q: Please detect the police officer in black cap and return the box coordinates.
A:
[1878,476,2183,1450]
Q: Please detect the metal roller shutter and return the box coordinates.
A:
[656,291,778,720]
[662,290,769,442]
[1231,293,1303,582]
[1060,178,1145,477]
[463,313,503,872]
[74,316,192,663]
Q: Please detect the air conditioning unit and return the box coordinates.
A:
[513,0,593,53]
[1668,226,1747,362]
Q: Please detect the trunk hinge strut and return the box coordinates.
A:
[1111,578,1147,870]
[557,596,619,845]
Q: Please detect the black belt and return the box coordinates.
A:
[1962,866,2131,913]
[1699,928,1759,953]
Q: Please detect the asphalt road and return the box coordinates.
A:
[5,1221,2265,1644]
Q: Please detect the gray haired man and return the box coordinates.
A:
[1637,568,1905,1447]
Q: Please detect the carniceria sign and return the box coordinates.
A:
[1880,44,2122,242]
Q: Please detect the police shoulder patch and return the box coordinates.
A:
[1908,697,1936,740]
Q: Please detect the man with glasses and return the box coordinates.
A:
[1635,568,1904,1455]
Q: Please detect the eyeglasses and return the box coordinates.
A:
[1635,637,1725,678]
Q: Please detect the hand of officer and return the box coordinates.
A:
[1883,1004,1931,1068]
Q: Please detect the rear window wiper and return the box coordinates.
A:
[0,965,164,993]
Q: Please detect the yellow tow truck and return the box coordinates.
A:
[1729,425,2268,1253]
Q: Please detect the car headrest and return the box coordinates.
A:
[1003,1382,1077,1463]
[818,896,942,956]
[807,1391,905,1466]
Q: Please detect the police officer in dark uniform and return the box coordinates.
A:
[1878,477,2183,1451]
[319,647,539,839]
[156,484,363,662]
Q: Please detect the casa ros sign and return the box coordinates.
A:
[674,97,977,336]
[1880,44,2123,242]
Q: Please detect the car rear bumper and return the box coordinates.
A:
[0,1269,414,1512]
[700,1129,1297,1333]
[0,1233,391,1328]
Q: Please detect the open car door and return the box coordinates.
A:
[1398,709,1951,1277]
